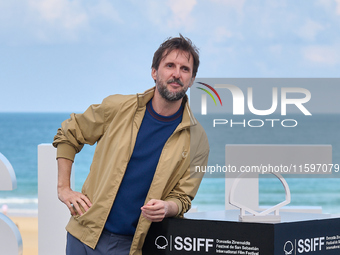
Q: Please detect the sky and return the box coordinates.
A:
[1,0,340,112]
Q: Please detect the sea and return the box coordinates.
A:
[0,113,339,216]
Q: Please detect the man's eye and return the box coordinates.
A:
[167,64,173,67]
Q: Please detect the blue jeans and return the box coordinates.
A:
[66,230,133,255]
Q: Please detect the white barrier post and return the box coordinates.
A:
[38,144,74,255]
[0,153,23,255]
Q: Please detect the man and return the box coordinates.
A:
[53,34,209,255]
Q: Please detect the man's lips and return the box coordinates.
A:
[169,82,182,87]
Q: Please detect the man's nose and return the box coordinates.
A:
[172,67,181,79]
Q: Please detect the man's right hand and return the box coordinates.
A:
[57,186,92,216]
[57,157,92,216]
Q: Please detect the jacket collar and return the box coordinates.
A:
[137,87,197,128]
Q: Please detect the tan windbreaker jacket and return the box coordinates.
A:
[53,87,209,255]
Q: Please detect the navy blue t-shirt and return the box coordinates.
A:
[104,100,183,235]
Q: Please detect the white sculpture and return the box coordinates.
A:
[229,172,291,223]
[0,153,23,255]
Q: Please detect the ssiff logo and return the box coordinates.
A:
[155,236,168,249]
[154,235,214,252]
[283,237,325,254]
[284,241,294,255]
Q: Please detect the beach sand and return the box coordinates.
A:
[9,216,38,255]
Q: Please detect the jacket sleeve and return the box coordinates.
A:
[164,125,210,217]
[52,96,117,161]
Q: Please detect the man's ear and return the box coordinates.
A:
[151,68,157,81]
[189,76,195,88]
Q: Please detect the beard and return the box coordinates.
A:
[156,77,190,102]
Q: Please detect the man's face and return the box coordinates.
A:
[152,49,195,102]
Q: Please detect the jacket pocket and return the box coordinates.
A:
[71,194,91,220]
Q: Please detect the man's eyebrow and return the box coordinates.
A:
[163,60,174,66]
[162,59,192,71]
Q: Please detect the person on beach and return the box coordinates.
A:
[53,34,209,255]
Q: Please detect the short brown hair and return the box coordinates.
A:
[152,34,200,78]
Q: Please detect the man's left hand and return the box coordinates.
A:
[141,199,178,222]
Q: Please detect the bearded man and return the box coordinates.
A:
[53,34,209,255]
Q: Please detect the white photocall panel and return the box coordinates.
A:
[38,144,74,255]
